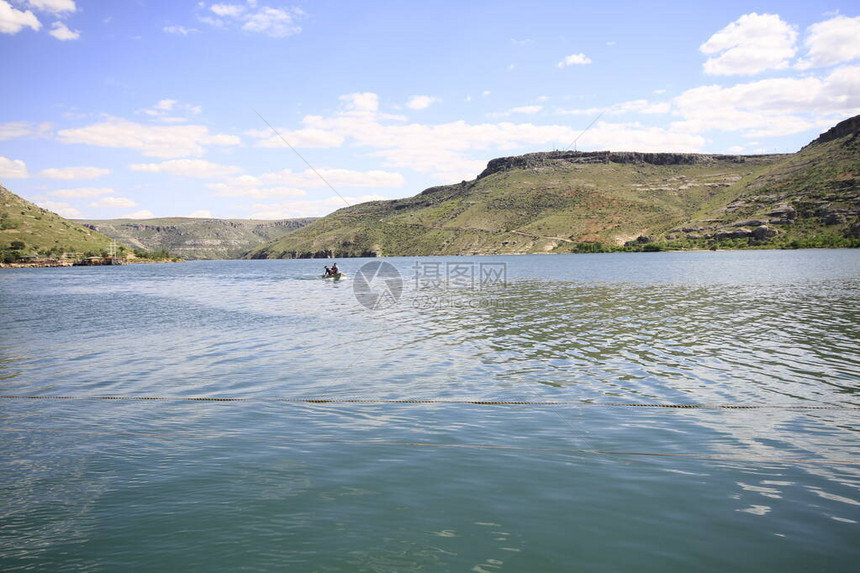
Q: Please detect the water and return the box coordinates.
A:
[1,250,858,572]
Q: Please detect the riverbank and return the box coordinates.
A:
[0,257,183,269]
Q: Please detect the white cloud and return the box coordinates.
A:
[40,166,110,180]
[155,99,177,111]
[130,159,243,178]
[0,121,48,140]
[557,53,592,68]
[27,0,76,14]
[700,13,797,75]
[48,20,78,40]
[91,196,138,208]
[246,126,346,148]
[164,25,199,36]
[245,194,386,219]
[189,210,212,218]
[205,2,304,37]
[488,105,544,118]
[211,3,245,18]
[405,95,440,111]
[138,99,202,123]
[796,15,860,70]
[340,92,379,113]
[242,6,303,36]
[510,105,542,115]
[36,200,81,218]
[209,184,307,199]
[258,168,405,188]
[50,187,113,198]
[0,1,40,34]
[579,121,706,152]
[121,210,154,219]
[559,99,671,116]
[0,155,28,178]
[58,118,240,158]
[672,65,860,137]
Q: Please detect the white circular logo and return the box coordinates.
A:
[353,261,403,309]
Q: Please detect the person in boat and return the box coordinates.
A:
[324,265,332,277]
[331,262,339,275]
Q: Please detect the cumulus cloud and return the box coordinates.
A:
[0,121,51,140]
[40,166,110,180]
[164,25,199,36]
[203,2,304,37]
[252,92,706,181]
[0,1,40,34]
[48,20,78,39]
[0,155,28,178]
[245,126,346,148]
[27,0,76,14]
[340,92,380,113]
[405,95,440,111]
[509,105,542,115]
[245,194,386,219]
[211,3,245,18]
[50,187,113,198]
[189,210,212,218]
[130,159,243,178]
[36,200,81,218]
[121,210,154,219]
[559,99,671,116]
[557,53,592,68]
[90,196,138,208]
[796,15,860,70]
[138,99,202,123]
[258,168,405,188]
[57,118,240,158]
[700,13,797,75]
[672,65,860,137]
[209,184,307,199]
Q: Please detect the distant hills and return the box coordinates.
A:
[3,116,858,262]
[246,115,860,258]
[1,185,117,260]
[75,217,317,260]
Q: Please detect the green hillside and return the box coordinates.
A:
[76,217,317,260]
[0,184,117,261]
[245,116,860,258]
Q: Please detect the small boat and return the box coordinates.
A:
[322,272,344,280]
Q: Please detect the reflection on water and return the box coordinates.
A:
[0,252,858,572]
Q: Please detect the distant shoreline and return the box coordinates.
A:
[0,258,183,269]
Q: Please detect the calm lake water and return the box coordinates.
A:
[1,250,858,572]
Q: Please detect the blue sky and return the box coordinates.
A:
[1,1,858,220]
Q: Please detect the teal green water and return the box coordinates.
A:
[1,251,858,572]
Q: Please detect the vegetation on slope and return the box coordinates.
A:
[0,184,118,263]
[245,116,860,258]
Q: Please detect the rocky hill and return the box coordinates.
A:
[244,115,859,258]
[0,184,117,261]
[77,217,317,260]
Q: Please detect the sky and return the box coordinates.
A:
[1,0,859,221]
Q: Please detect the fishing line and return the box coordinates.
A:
[565,109,606,151]
[253,108,351,208]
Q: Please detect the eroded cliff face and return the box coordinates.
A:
[78,217,318,259]
[477,150,784,179]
